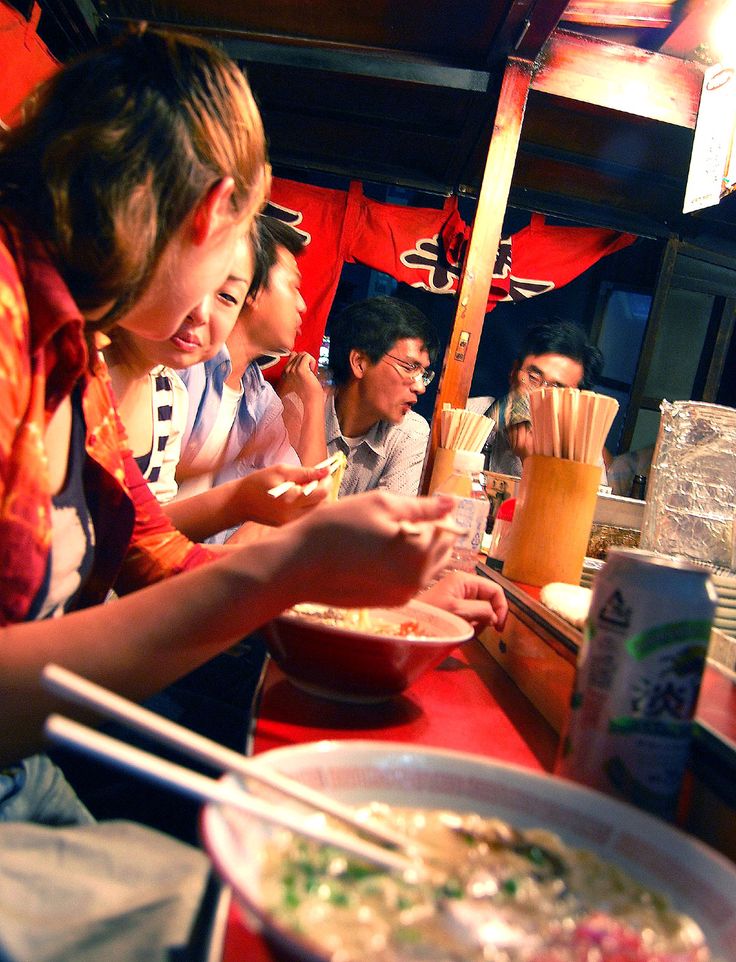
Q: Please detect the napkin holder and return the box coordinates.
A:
[502,455,601,587]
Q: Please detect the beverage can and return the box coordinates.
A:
[556,547,716,820]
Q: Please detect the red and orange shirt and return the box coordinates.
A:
[0,222,213,625]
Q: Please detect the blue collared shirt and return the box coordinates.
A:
[179,347,299,488]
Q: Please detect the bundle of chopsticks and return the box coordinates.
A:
[440,404,494,452]
[528,388,618,464]
[268,451,347,501]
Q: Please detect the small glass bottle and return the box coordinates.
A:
[434,450,490,574]
[629,474,647,500]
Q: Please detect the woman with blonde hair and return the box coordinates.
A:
[0,25,506,962]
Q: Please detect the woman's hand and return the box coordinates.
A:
[163,462,330,541]
[233,463,331,526]
[283,490,458,609]
[276,352,329,466]
[420,571,508,633]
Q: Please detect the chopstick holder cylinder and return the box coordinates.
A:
[501,455,601,588]
[427,447,461,495]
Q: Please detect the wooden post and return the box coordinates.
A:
[421,56,533,493]
[620,236,678,453]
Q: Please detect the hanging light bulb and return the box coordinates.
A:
[707,0,736,67]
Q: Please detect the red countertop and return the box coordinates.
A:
[218,608,735,962]
[697,664,736,747]
[251,638,558,767]
[220,637,558,961]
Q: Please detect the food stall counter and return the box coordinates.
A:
[249,636,558,766]
[218,630,559,961]
[216,566,736,961]
[475,563,736,860]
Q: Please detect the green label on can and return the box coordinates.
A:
[609,716,692,738]
[625,620,711,661]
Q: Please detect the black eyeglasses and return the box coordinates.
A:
[382,353,435,387]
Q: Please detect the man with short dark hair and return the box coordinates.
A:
[176,215,327,541]
[469,318,604,477]
[326,295,440,496]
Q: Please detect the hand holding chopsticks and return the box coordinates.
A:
[268,451,347,500]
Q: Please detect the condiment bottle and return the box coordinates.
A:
[434,450,490,574]
[485,497,516,567]
[629,474,647,500]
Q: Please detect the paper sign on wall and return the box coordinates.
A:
[684,63,736,213]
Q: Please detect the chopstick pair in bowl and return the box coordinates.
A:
[41,664,429,875]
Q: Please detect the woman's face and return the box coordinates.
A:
[116,170,266,344]
[126,233,254,371]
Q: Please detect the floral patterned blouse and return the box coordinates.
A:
[0,221,213,625]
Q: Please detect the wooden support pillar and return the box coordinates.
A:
[421,56,533,493]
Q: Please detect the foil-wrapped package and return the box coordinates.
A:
[640,400,736,569]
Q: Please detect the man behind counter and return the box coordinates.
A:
[469,318,604,477]
[325,296,439,496]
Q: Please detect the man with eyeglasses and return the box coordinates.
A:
[325,295,439,496]
[468,318,604,477]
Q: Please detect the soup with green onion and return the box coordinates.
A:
[260,803,712,962]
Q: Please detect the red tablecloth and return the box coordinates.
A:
[221,638,558,961]
[698,665,736,746]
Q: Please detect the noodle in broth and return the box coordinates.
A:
[260,803,711,962]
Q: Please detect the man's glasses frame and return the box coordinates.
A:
[520,365,570,391]
[382,352,435,387]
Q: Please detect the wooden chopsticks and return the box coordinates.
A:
[266,479,297,498]
[530,387,618,465]
[267,451,347,499]
[41,664,420,861]
[440,404,493,453]
[45,713,417,873]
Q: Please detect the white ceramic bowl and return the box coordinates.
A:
[265,598,473,703]
[202,741,736,962]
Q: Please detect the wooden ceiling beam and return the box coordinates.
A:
[99,20,494,92]
[659,0,732,59]
[218,36,491,91]
[561,1,676,29]
[533,27,704,127]
[512,1,573,60]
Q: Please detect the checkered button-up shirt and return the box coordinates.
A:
[324,393,430,497]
